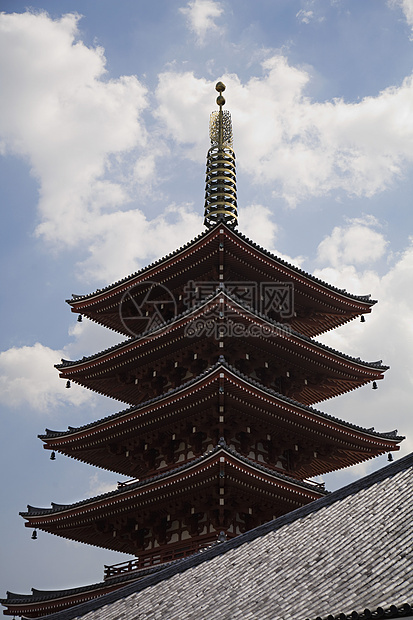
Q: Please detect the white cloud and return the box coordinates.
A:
[0,12,215,285]
[0,11,148,250]
[0,318,124,415]
[238,204,278,250]
[316,216,388,269]
[239,205,306,268]
[180,0,224,44]
[314,236,413,463]
[155,71,211,160]
[296,0,325,24]
[0,342,93,412]
[78,204,202,282]
[155,59,413,206]
[3,11,413,292]
[67,318,123,358]
[89,472,118,496]
[389,0,413,31]
[296,9,315,24]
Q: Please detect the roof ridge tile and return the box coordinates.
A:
[25,452,413,620]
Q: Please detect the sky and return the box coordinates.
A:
[1,0,413,603]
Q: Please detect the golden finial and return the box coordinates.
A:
[209,82,233,148]
[216,81,226,107]
[204,82,238,228]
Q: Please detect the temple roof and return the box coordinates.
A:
[59,290,386,372]
[41,359,402,478]
[14,451,413,620]
[67,224,376,338]
[68,225,374,308]
[0,562,177,618]
[20,441,327,555]
[56,290,388,406]
[21,441,325,518]
[44,358,399,443]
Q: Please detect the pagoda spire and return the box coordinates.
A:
[203,81,238,228]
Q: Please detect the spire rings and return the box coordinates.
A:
[204,82,238,228]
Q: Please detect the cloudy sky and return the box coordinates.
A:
[1,0,413,601]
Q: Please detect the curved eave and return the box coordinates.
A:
[68,224,375,309]
[230,226,376,307]
[67,228,212,308]
[1,582,124,618]
[20,446,326,542]
[58,291,388,374]
[291,313,363,338]
[55,291,388,407]
[41,361,402,478]
[0,563,175,618]
[68,224,375,338]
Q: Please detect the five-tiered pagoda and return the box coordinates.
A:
[2,83,403,619]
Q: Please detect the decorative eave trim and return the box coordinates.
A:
[1,561,177,606]
[20,443,326,523]
[15,453,413,620]
[67,223,376,310]
[56,290,388,375]
[41,359,403,448]
[230,225,376,306]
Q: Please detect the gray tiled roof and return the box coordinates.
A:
[34,451,413,620]
[2,561,180,604]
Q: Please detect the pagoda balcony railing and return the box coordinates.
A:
[104,534,223,579]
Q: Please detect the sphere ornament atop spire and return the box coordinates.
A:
[204,82,238,229]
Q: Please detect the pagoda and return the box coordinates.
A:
[2,83,403,619]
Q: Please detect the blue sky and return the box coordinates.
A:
[1,0,413,602]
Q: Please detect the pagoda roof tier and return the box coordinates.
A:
[20,443,326,556]
[0,562,180,619]
[10,451,413,620]
[56,291,388,407]
[1,582,130,619]
[42,360,402,480]
[67,224,376,338]
[2,551,226,618]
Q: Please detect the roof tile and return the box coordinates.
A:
[30,453,413,620]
